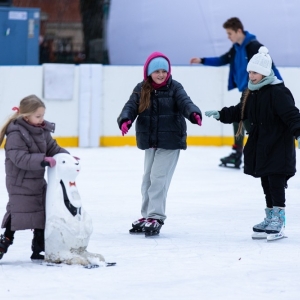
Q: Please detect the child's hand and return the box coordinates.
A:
[205,110,220,119]
[190,57,202,64]
[121,120,132,136]
[193,113,202,126]
[43,157,56,167]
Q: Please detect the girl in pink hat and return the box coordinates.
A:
[118,52,202,237]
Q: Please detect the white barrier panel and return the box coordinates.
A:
[78,64,103,147]
[0,65,299,147]
[78,65,91,147]
[43,64,75,100]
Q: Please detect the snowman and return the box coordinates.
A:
[44,153,105,266]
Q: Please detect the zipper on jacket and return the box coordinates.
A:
[153,90,158,148]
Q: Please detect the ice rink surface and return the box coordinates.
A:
[0,146,300,300]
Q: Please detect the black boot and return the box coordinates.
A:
[220,144,243,168]
[144,219,164,237]
[31,229,45,260]
[0,234,13,260]
[129,217,147,234]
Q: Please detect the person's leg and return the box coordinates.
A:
[31,228,45,260]
[260,176,273,208]
[267,174,287,208]
[265,174,287,234]
[130,149,156,233]
[146,149,180,221]
[32,229,45,252]
[3,217,15,241]
[0,218,15,259]
[252,176,273,237]
[220,123,243,168]
[220,90,250,168]
[141,149,156,218]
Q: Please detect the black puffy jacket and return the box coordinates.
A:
[219,83,300,178]
[117,76,202,150]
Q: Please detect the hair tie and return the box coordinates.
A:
[12,107,20,113]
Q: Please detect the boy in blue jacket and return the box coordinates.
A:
[190,17,282,168]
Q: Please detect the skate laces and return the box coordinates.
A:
[145,219,163,227]
[146,218,156,224]
[269,216,283,228]
[258,209,273,226]
[270,210,285,227]
[259,217,270,226]
[145,219,158,229]
[133,218,146,224]
[132,218,147,228]
[146,218,160,225]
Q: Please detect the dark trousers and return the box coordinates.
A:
[260,174,288,208]
[4,218,15,241]
[4,218,44,244]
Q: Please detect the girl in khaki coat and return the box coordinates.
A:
[0,95,69,261]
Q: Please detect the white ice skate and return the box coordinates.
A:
[252,208,272,240]
[266,207,286,242]
[267,227,286,242]
[252,232,268,240]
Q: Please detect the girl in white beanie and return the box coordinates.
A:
[205,46,300,241]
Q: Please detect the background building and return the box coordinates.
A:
[13,0,84,64]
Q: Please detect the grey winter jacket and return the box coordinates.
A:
[1,118,69,231]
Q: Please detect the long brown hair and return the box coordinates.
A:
[139,77,153,113]
[236,89,251,137]
[0,95,46,146]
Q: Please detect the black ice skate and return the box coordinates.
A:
[219,145,242,169]
[30,229,45,261]
[0,234,13,260]
[129,218,147,234]
[144,219,164,237]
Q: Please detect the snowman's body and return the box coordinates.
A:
[45,153,104,265]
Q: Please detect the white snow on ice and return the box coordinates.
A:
[0,146,300,299]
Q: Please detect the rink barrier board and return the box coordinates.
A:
[1,136,298,148]
[100,136,242,147]
[0,136,237,148]
[0,65,299,145]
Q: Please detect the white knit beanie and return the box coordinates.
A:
[247,46,272,76]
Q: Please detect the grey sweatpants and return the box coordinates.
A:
[141,148,180,221]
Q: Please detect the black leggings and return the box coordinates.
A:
[4,218,15,241]
[261,174,288,208]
